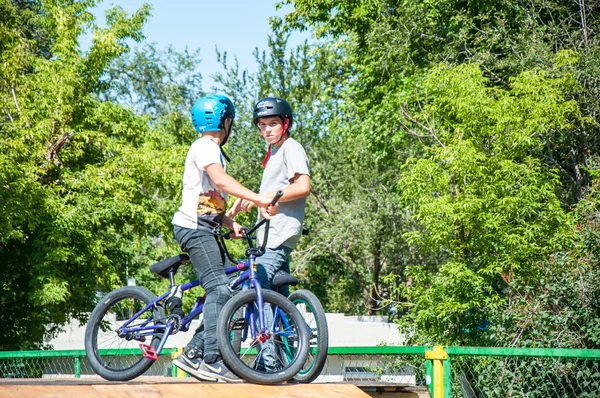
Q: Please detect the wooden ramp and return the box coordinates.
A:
[0,377,370,398]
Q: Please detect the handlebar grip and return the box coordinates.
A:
[223,226,249,240]
[270,190,284,206]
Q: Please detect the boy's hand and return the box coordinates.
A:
[227,198,257,215]
[226,198,244,219]
[259,204,278,220]
[223,215,245,238]
[240,199,255,212]
[228,194,279,219]
[229,221,245,239]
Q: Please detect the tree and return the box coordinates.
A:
[392,62,577,344]
[277,0,600,345]
[102,43,203,144]
[0,0,185,350]
[214,28,430,315]
[280,0,600,203]
[492,168,600,349]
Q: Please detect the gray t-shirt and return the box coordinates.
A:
[257,137,310,249]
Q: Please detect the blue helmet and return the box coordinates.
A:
[191,95,235,133]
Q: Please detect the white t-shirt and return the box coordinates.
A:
[257,137,310,249]
[172,137,227,229]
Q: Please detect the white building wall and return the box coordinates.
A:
[48,313,405,350]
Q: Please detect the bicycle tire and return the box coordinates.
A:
[85,286,165,381]
[289,289,329,383]
[217,289,310,385]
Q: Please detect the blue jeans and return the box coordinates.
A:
[254,246,293,370]
[174,221,231,363]
[256,246,293,296]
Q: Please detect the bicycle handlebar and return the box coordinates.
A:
[269,190,284,206]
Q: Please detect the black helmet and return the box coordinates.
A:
[253,97,293,129]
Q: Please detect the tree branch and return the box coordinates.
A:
[578,0,589,49]
[11,86,21,115]
[4,107,14,122]
[46,130,74,162]
[400,106,445,147]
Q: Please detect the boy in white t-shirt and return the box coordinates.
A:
[171,94,276,382]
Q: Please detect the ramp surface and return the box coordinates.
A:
[0,377,370,398]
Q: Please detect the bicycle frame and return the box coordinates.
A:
[117,219,280,359]
[118,189,286,361]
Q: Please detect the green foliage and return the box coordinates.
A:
[490,170,600,349]
[277,0,600,350]
[3,0,600,354]
[282,0,600,203]
[452,356,600,397]
[0,0,184,350]
[103,44,203,121]
[279,0,600,345]
[394,63,576,344]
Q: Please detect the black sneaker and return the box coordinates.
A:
[196,360,243,383]
[173,354,215,382]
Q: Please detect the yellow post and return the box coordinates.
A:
[425,346,447,398]
[172,348,185,378]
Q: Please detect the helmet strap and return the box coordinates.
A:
[220,119,233,148]
[272,119,289,146]
[283,119,289,133]
[262,145,272,168]
[219,119,233,162]
[221,147,231,163]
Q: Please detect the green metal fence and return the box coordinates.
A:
[445,347,600,398]
[0,348,178,379]
[1,346,599,397]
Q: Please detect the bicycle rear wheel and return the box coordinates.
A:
[289,289,329,383]
[85,286,165,381]
[217,289,309,385]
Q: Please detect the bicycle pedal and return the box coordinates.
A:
[230,318,247,331]
[140,343,159,360]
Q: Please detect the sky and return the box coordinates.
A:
[85,0,311,89]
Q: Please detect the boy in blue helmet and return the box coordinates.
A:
[171,94,276,382]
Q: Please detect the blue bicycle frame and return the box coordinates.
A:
[116,216,292,360]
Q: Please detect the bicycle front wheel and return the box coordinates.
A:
[217,289,310,385]
[289,289,329,383]
[84,286,165,381]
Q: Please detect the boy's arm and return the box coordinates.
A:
[269,173,310,203]
[225,197,277,219]
[205,162,271,207]
[237,173,310,213]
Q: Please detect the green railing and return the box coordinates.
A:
[1,346,599,397]
[0,348,178,378]
[444,346,600,398]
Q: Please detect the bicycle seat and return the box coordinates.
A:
[150,254,190,278]
[271,270,299,288]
